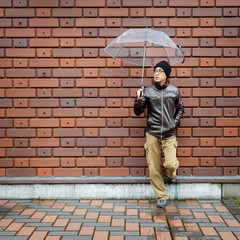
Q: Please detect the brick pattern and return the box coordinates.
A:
[0,199,240,239]
[0,1,240,178]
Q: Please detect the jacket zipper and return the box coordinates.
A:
[161,89,164,139]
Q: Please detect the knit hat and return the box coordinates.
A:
[154,60,171,79]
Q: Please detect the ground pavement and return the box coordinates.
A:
[0,199,240,240]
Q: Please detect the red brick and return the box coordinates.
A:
[14,158,29,168]
[200,0,215,6]
[200,18,215,27]
[179,158,199,167]
[146,8,175,16]
[29,0,59,7]
[30,38,58,47]
[216,58,240,67]
[30,158,60,167]
[6,69,35,78]
[54,168,83,177]
[223,128,238,137]
[6,109,36,118]
[223,88,238,97]
[29,59,59,68]
[193,8,221,17]
[12,79,27,88]
[216,38,240,47]
[6,28,35,37]
[0,79,12,88]
[216,0,240,6]
[193,48,221,57]
[0,159,13,167]
[30,138,59,147]
[100,148,129,157]
[216,118,240,127]
[170,18,198,27]
[0,149,6,157]
[6,49,35,57]
[52,28,82,37]
[123,158,147,167]
[6,168,36,177]
[100,128,129,137]
[169,0,198,6]
[30,119,59,127]
[29,79,58,88]
[99,108,129,117]
[193,28,222,37]
[30,18,58,27]
[6,89,35,98]
[0,59,12,68]
[200,158,215,167]
[193,148,222,157]
[178,168,192,176]
[0,139,13,148]
[13,59,28,68]
[36,8,51,17]
[77,158,105,167]
[7,129,36,138]
[200,138,215,147]
[216,138,240,147]
[99,8,128,17]
[100,167,129,176]
[53,148,83,157]
[193,128,222,137]
[76,18,105,27]
[193,167,222,176]
[223,167,238,176]
[37,168,52,177]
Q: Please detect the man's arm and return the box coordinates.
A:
[175,90,184,127]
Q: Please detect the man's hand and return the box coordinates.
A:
[136,87,144,100]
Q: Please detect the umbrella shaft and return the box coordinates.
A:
[141,25,148,89]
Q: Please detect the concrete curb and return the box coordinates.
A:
[0,183,225,200]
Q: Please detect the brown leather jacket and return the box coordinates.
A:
[134,82,184,140]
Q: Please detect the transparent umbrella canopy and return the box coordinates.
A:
[104,27,185,88]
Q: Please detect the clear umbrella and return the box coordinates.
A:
[104,26,185,89]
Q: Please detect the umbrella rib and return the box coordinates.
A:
[114,42,126,59]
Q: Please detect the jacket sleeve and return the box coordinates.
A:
[133,95,147,116]
[175,89,184,127]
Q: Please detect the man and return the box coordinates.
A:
[134,61,184,208]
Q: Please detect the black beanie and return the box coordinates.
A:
[154,60,171,79]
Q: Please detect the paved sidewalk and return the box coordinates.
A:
[0,199,240,240]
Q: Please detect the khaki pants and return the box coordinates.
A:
[144,132,179,200]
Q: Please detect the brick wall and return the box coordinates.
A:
[0,0,240,180]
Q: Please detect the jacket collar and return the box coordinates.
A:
[154,79,169,90]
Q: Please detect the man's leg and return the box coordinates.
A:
[145,132,168,200]
[162,137,179,179]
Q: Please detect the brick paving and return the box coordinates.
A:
[0,199,240,239]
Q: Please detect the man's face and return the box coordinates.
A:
[154,67,167,85]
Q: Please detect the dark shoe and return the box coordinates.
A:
[169,176,177,183]
[156,199,167,208]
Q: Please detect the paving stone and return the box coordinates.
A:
[0,237,28,240]
[36,227,65,231]
[62,237,92,240]
[125,237,155,240]
[110,231,139,236]
[48,231,78,236]
[0,199,239,239]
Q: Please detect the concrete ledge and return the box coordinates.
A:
[0,176,240,184]
[0,183,224,200]
[0,177,239,200]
